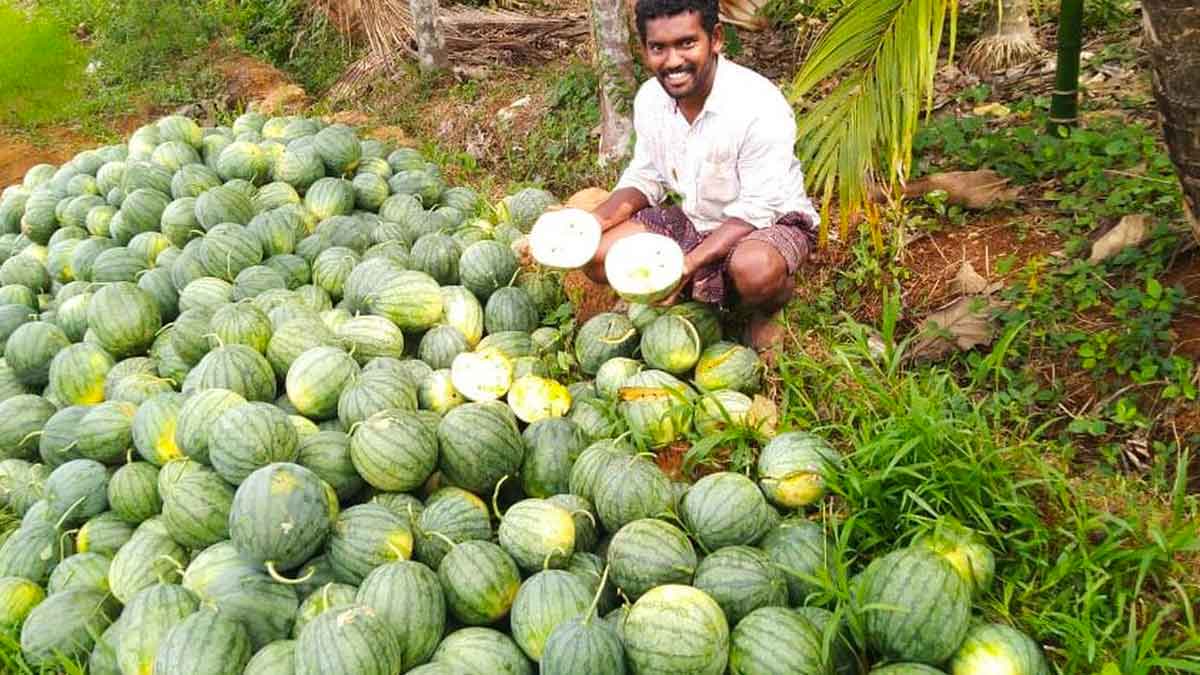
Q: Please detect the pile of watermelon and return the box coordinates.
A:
[0,112,1049,675]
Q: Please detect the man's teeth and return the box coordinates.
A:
[666,72,690,83]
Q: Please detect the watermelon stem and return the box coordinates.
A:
[265,560,316,585]
[425,530,458,550]
[583,564,611,626]
[569,509,597,529]
[54,495,88,530]
[17,429,44,447]
[490,475,510,520]
[541,547,567,571]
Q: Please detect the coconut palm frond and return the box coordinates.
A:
[720,0,771,30]
[789,0,957,243]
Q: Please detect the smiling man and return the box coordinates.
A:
[583,0,819,355]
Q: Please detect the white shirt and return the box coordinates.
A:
[615,55,820,232]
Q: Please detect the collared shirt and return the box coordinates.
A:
[615,55,820,232]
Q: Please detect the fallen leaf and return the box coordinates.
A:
[748,395,778,437]
[954,260,989,294]
[909,295,1006,361]
[1089,214,1149,263]
[903,170,1020,209]
[972,102,1011,118]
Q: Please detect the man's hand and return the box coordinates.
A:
[654,254,696,307]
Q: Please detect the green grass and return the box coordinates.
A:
[776,292,1200,672]
[0,2,89,126]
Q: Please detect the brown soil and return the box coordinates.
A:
[211,49,300,111]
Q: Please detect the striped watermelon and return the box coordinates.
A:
[304,178,356,220]
[313,126,363,176]
[418,325,469,370]
[606,518,697,599]
[46,552,111,595]
[175,387,246,463]
[912,519,996,597]
[19,588,117,666]
[641,314,702,375]
[292,583,358,638]
[692,546,788,625]
[729,606,826,675]
[575,312,638,375]
[510,570,592,661]
[757,431,843,510]
[0,521,72,583]
[76,400,137,463]
[520,417,587,498]
[245,640,297,675]
[623,585,730,675]
[48,342,114,405]
[108,521,186,602]
[857,547,971,665]
[680,472,773,552]
[87,282,162,358]
[0,576,44,627]
[209,402,301,484]
[6,321,71,388]
[541,613,625,675]
[327,503,413,584]
[191,344,277,401]
[760,517,830,606]
[349,409,438,492]
[152,609,253,675]
[337,371,418,428]
[107,461,162,523]
[335,314,405,363]
[114,583,199,675]
[458,240,518,301]
[195,184,254,228]
[286,345,360,419]
[228,462,339,574]
[267,316,336,379]
[436,402,524,495]
[43,459,109,526]
[367,270,444,332]
[410,233,461,285]
[498,498,576,572]
[438,540,522,625]
[591,453,672,532]
[296,431,364,501]
[412,487,492,569]
[949,623,1050,675]
[356,561,446,671]
[432,627,532,675]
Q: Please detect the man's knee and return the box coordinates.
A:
[729,242,789,304]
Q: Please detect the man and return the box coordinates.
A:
[584,0,819,355]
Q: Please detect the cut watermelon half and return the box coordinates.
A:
[528,208,602,270]
[605,232,685,303]
[450,347,514,401]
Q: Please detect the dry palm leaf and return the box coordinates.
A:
[720,0,770,30]
[1089,214,1150,263]
[908,294,1007,361]
[902,170,1020,209]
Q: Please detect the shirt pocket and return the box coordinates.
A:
[696,152,739,220]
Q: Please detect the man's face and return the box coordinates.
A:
[643,11,722,103]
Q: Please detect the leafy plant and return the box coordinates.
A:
[0,2,88,125]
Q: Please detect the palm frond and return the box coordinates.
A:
[789,0,957,243]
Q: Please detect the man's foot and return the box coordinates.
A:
[744,311,786,365]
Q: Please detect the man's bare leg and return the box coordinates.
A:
[727,241,794,360]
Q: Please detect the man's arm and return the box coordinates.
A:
[682,218,754,275]
[592,187,651,231]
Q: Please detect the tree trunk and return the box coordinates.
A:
[1142,0,1200,239]
[1047,0,1084,135]
[409,0,448,74]
[962,0,1044,75]
[591,0,637,167]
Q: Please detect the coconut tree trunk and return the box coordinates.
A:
[591,0,637,166]
[409,0,448,74]
[962,0,1044,75]
[1142,0,1200,238]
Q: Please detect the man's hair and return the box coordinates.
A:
[634,0,720,43]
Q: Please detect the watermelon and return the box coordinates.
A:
[432,627,533,675]
[418,324,470,370]
[477,330,535,359]
[77,400,138,463]
[757,431,843,510]
[459,240,518,300]
[499,187,557,231]
[87,282,162,358]
[912,519,996,597]
[436,402,524,494]
[694,390,754,435]
[114,583,200,675]
[575,312,638,375]
[297,431,364,501]
[268,316,336,379]
[175,387,246,463]
[19,588,117,666]
[337,371,418,428]
[870,665,946,674]
[245,640,297,675]
[179,275,234,314]
[108,521,186,602]
[349,409,438,492]
[229,462,339,574]
[667,301,723,346]
[209,401,301,484]
[46,552,111,595]
[182,542,300,649]
[680,472,773,552]
[292,583,358,637]
[498,498,576,572]
[606,518,697,599]
[412,487,492,569]
[617,369,692,447]
[438,540,522,625]
[286,345,360,419]
[312,246,360,299]
[857,547,972,665]
[327,503,413,584]
[567,438,636,502]
[152,609,254,675]
[641,314,702,375]
[335,314,405,363]
[367,270,444,332]
[0,391,56,458]
[692,545,788,625]
[760,517,830,606]
[6,321,70,388]
[196,185,254,229]
[48,342,114,405]
[520,417,587,497]
[126,391,184,465]
[605,232,684,303]
[42,458,108,526]
[507,375,571,423]
[541,612,626,675]
[0,521,72,582]
[356,561,446,671]
[449,348,513,402]
[411,233,461,285]
[729,606,826,675]
[305,178,356,220]
[949,623,1050,675]
[0,576,44,627]
[313,126,363,176]
[591,453,672,532]
[623,585,730,675]
[1,459,47,514]
[528,207,601,270]
[191,344,277,401]
[208,302,272,354]
[595,357,643,399]
[107,461,162,524]
[510,569,592,661]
